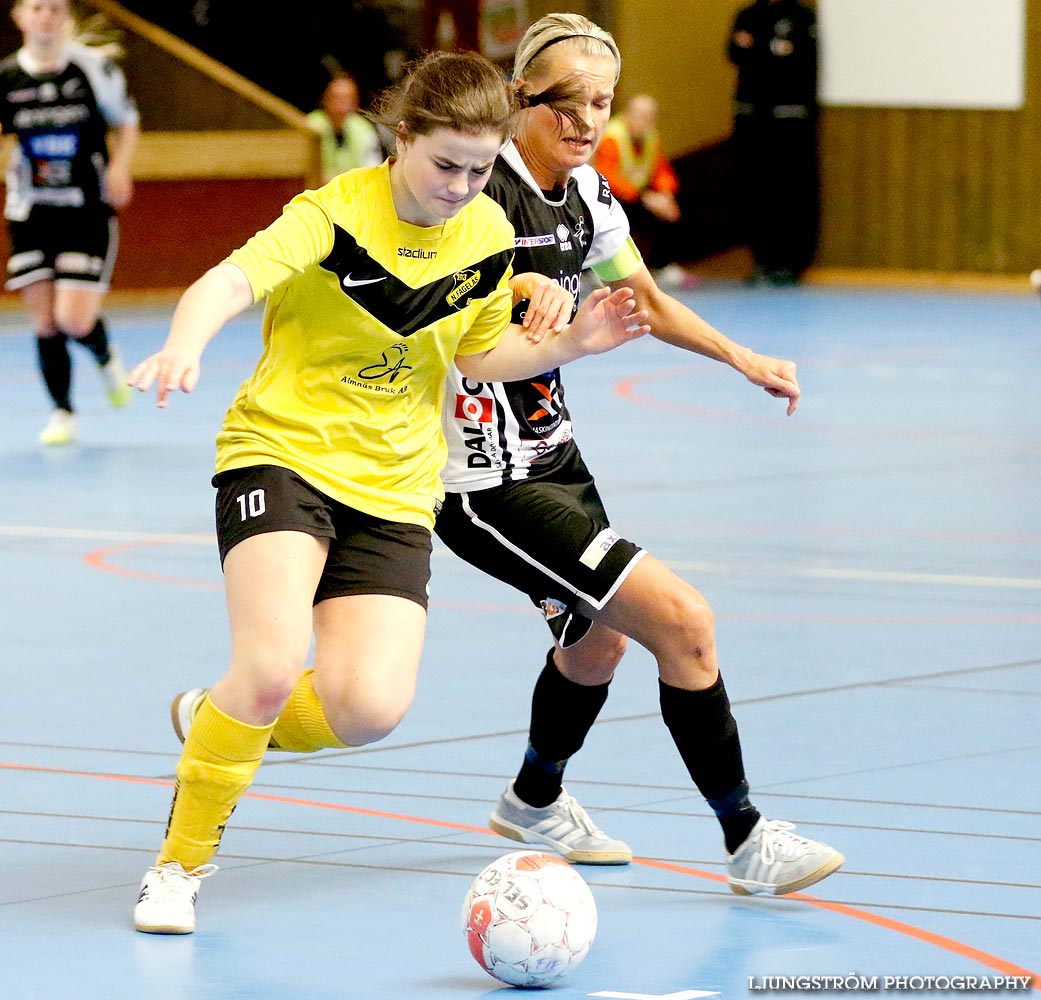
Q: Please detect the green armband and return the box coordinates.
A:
[591,236,643,283]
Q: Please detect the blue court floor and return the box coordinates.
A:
[0,283,1038,1000]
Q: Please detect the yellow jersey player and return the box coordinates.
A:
[127,50,649,935]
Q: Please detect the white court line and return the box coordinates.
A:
[667,560,1041,591]
[0,525,212,544]
[803,567,1041,590]
[4,525,1040,590]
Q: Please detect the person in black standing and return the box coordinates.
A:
[728,0,818,286]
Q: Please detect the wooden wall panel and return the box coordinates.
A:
[0,179,307,291]
[815,0,1041,273]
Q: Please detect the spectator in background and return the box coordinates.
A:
[594,94,689,288]
[728,0,818,286]
[306,74,383,183]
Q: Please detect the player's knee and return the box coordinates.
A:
[55,313,95,338]
[324,686,412,746]
[662,587,716,649]
[249,675,300,720]
[230,650,307,718]
[558,630,627,684]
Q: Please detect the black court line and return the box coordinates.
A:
[2,840,1037,925]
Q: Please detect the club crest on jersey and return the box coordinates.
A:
[555,223,573,252]
[540,597,568,620]
[447,269,481,308]
[455,394,492,422]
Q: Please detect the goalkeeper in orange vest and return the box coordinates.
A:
[594,93,688,287]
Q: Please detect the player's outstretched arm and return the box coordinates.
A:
[456,286,649,384]
[127,263,255,408]
[608,263,801,415]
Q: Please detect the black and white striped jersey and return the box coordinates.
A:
[442,141,639,491]
[0,42,139,221]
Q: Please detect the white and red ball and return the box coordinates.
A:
[462,851,597,988]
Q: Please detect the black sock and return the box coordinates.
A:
[513,649,610,808]
[659,674,761,852]
[36,334,73,412]
[70,318,111,366]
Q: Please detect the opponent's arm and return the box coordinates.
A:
[456,286,648,383]
[606,263,801,415]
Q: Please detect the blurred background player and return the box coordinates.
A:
[594,93,688,288]
[728,0,818,286]
[0,0,138,444]
[306,72,383,184]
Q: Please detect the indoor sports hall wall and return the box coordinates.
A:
[1,1,1037,281]
[0,0,320,292]
[533,0,1041,275]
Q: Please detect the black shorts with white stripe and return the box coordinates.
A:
[5,205,117,291]
[435,440,644,647]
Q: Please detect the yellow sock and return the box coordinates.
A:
[269,669,348,752]
[158,695,274,870]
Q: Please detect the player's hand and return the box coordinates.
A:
[127,349,202,408]
[511,273,574,343]
[105,165,134,208]
[566,286,650,357]
[743,352,801,415]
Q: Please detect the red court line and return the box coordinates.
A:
[83,540,220,590]
[638,858,1038,989]
[82,540,1041,625]
[3,761,1037,988]
[614,367,1029,448]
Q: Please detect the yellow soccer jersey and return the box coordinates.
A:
[217,161,515,530]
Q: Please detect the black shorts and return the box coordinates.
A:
[5,205,117,291]
[213,464,433,609]
[435,441,644,647]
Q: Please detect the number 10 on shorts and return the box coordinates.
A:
[236,489,266,521]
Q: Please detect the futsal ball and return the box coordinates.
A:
[462,850,597,988]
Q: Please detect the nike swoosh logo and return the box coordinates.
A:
[343,273,386,288]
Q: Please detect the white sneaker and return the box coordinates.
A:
[100,346,131,408]
[727,818,843,895]
[489,780,632,865]
[134,861,218,934]
[170,688,209,744]
[38,408,77,446]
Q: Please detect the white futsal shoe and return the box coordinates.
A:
[134,861,218,934]
[171,688,286,750]
[170,688,209,744]
[100,346,132,408]
[489,780,633,865]
[38,408,77,445]
[726,818,843,895]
